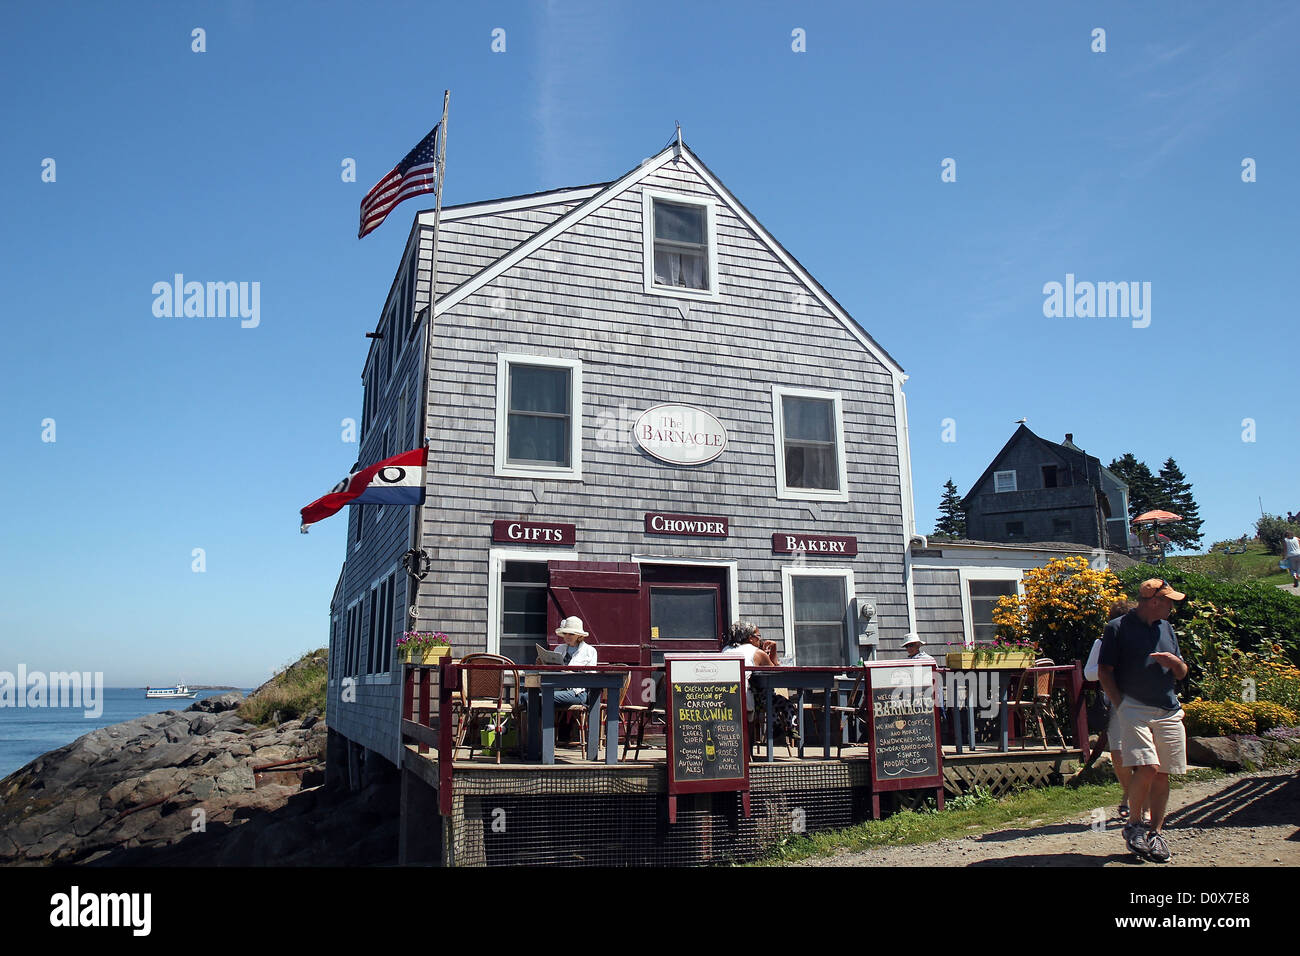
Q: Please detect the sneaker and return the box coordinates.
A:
[1146,830,1170,863]
[1124,823,1150,858]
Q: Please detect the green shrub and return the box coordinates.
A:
[1117,564,1300,665]
[1247,701,1298,733]
[1183,699,1255,736]
[237,648,328,727]
[1255,514,1300,555]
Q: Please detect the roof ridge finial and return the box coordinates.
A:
[675,122,682,156]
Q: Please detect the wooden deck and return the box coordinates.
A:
[404,737,1083,799]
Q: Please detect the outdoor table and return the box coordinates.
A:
[944,665,1037,752]
[524,670,624,765]
[750,668,837,762]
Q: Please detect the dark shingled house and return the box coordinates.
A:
[960,425,1126,551]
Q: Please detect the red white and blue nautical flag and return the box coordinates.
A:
[358,125,441,239]
[300,447,427,533]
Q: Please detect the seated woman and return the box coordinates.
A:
[551,616,597,706]
[718,621,798,743]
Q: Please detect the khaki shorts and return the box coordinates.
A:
[1107,703,1124,755]
[1118,699,1186,774]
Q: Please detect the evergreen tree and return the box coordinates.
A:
[933,478,966,538]
[1157,458,1204,550]
[1107,454,1162,522]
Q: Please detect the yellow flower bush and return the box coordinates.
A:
[992,556,1123,664]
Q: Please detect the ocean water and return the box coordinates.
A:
[0,688,252,781]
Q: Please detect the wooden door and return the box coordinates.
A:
[546,562,643,665]
[641,565,729,666]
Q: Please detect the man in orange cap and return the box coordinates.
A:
[1098,579,1188,863]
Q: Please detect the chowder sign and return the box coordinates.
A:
[632,404,728,466]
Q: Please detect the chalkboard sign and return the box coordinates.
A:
[665,656,749,814]
[866,662,943,795]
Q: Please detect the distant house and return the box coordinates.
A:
[960,426,1127,552]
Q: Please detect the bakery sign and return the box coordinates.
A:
[632,404,728,466]
[772,533,859,556]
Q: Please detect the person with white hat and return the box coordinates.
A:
[552,616,598,706]
[902,634,943,709]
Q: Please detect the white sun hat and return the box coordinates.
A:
[555,616,588,638]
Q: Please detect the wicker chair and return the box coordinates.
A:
[455,653,521,763]
[1006,658,1067,750]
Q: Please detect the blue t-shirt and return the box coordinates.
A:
[1098,611,1181,710]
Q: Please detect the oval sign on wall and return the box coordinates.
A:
[632,404,728,466]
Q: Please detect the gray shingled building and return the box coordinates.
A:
[324,140,923,780]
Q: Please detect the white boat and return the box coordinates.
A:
[145,684,198,699]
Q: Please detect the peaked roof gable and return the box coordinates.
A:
[961,424,1104,506]
[423,141,905,378]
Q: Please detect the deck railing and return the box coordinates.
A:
[400,658,1089,813]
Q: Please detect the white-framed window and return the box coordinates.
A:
[642,189,720,300]
[772,386,849,501]
[994,469,1017,493]
[780,567,855,667]
[958,568,1024,646]
[494,353,583,480]
[486,548,576,662]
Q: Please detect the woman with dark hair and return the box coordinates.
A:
[720,621,777,715]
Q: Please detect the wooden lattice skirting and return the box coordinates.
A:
[941,754,1081,798]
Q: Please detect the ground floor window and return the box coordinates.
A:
[781,568,854,666]
[963,574,1021,644]
[501,560,548,664]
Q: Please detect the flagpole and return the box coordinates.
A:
[408,91,449,634]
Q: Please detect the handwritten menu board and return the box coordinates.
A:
[666,657,748,795]
[866,662,942,792]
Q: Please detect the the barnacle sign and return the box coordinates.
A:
[633,404,728,466]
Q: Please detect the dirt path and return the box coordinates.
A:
[794,767,1300,867]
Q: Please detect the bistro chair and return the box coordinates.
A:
[604,669,660,761]
[825,670,868,758]
[455,653,522,764]
[1006,658,1067,750]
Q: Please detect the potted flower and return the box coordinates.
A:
[946,636,1039,669]
[397,630,451,665]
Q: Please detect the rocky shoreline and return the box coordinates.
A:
[0,693,397,866]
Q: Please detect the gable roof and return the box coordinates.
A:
[417,140,905,378]
[960,424,1107,507]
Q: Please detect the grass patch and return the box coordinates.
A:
[1171,544,1293,589]
[237,648,328,727]
[750,781,1124,865]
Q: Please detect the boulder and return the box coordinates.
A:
[188,692,245,713]
[1187,735,1269,770]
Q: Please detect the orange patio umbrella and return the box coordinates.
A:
[1132,510,1182,525]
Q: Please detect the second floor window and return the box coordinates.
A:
[496,353,583,479]
[507,364,571,466]
[773,387,846,499]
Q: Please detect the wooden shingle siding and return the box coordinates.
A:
[413,157,909,665]
[914,568,965,646]
[328,149,916,764]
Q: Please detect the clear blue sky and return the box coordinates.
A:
[2,1,1296,687]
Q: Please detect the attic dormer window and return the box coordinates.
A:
[994,470,1017,493]
[643,189,719,299]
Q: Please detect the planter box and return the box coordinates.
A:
[404,645,451,665]
[946,651,1037,669]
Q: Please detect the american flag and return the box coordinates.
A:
[358,125,440,239]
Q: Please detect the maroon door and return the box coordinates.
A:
[546,562,643,665]
[641,564,729,666]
